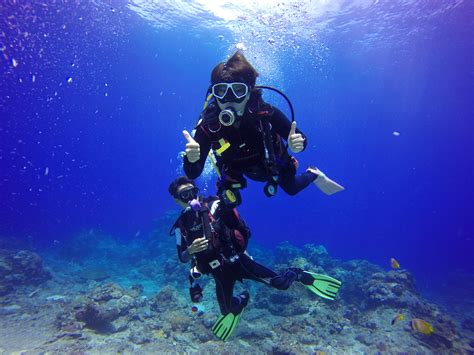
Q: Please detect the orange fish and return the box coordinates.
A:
[410,318,434,335]
[390,257,400,269]
[391,313,404,325]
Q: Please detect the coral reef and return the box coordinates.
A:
[0,233,473,353]
[0,249,51,296]
[73,283,147,333]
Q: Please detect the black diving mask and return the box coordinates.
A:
[177,186,199,202]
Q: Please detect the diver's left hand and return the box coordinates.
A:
[288,121,305,153]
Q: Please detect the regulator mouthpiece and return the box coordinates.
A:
[189,199,201,211]
[219,108,236,126]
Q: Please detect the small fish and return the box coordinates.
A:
[191,304,205,316]
[28,289,40,298]
[391,313,404,325]
[410,318,434,335]
[390,257,400,269]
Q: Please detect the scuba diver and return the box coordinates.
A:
[183,51,344,207]
[168,176,342,341]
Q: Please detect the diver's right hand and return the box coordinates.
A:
[183,130,200,163]
[288,121,305,153]
[187,237,208,255]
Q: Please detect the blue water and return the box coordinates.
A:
[1,1,473,297]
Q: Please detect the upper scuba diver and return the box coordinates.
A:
[182,51,344,207]
[168,176,342,341]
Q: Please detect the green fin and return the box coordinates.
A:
[211,309,244,341]
[304,272,342,300]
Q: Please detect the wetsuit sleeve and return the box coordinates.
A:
[271,106,308,151]
[183,126,212,179]
[175,227,191,263]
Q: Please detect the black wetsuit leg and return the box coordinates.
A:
[244,165,317,196]
[237,254,302,290]
[278,166,316,196]
[212,264,250,315]
[212,255,304,314]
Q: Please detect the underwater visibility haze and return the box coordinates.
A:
[1,0,473,353]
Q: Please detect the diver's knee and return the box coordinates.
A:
[280,185,298,196]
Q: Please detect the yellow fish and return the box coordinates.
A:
[411,318,434,335]
[390,257,400,269]
[391,313,404,325]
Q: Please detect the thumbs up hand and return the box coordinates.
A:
[288,121,305,153]
[183,130,200,163]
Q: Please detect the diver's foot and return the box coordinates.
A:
[230,290,250,314]
[301,271,342,301]
[306,166,321,178]
[307,166,345,195]
[297,270,316,286]
[212,293,248,342]
[237,290,250,308]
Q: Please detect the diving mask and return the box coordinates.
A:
[177,186,199,202]
[212,82,248,100]
[213,83,251,124]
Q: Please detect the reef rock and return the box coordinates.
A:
[0,304,22,315]
[73,283,144,334]
[303,244,334,269]
[90,283,125,302]
[75,302,122,332]
[253,283,309,316]
[0,249,51,295]
[344,268,458,351]
[129,326,151,344]
[274,242,302,264]
[462,317,474,331]
[150,286,180,312]
[411,319,456,351]
[361,270,421,310]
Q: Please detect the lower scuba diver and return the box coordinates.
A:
[168,176,343,341]
[182,51,344,207]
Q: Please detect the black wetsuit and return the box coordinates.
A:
[183,93,317,196]
[171,196,304,315]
